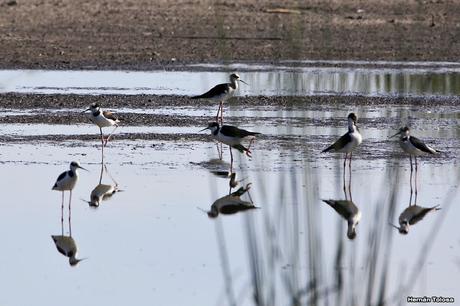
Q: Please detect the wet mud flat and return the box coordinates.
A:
[1,0,460,69]
[0,93,458,165]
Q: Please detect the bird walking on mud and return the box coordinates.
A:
[191,73,247,124]
[322,113,362,170]
[390,126,441,199]
[390,204,441,234]
[200,122,260,173]
[82,103,120,148]
[52,161,87,228]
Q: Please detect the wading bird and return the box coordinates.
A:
[322,113,362,170]
[200,122,260,173]
[390,126,441,198]
[82,103,120,149]
[191,73,247,124]
[52,161,87,226]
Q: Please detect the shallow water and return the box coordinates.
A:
[0,63,459,306]
[2,61,460,96]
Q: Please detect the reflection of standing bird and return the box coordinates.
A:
[207,185,257,218]
[83,103,120,147]
[322,199,361,240]
[87,184,119,207]
[322,113,362,168]
[191,73,247,123]
[391,205,441,234]
[51,235,85,266]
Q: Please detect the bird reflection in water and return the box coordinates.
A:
[391,204,441,235]
[201,173,258,218]
[51,185,85,266]
[84,162,121,208]
[322,164,361,240]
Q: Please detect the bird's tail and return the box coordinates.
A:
[321,146,333,153]
[232,144,252,157]
[322,199,334,205]
[190,95,203,99]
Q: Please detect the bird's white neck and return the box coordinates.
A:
[348,118,358,133]
[230,79,238,90]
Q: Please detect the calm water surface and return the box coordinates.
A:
[0,62,459,306]
[1,61,460,96]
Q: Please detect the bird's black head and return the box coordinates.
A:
[347,230,357,240]
[347,113,358,123]
[230,73,240,80]
[70,161,79,167]
[400,126,410,133]
[90,103,100,109]
[208,122,219,129]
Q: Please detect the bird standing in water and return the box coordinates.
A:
[191,73,247,124]
[82,103,120,155]
[322,113,363,169]
[390,126,441,199]
[52,161,87,228]
[200,122,260,173]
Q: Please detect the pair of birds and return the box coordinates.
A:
[321,112,441,166]
[321,113,442,238]
[51,104,119,266]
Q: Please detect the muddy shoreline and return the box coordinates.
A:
[1,0,460,70]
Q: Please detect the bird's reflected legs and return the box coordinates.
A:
[61,191,64,235]
[414,156,418,204]
[409,155,413,205]
[342,153,348,198]
[104,125,118,147]
[229,146,234,174]
[69,190,72,237]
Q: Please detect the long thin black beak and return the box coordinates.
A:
[198,127,209,132]
[81,108,91,114]
[389,222,400,231]
[77,165,89,172]
[389,131,400,139]
[240,80,248,85]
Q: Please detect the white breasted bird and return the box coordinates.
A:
[51,235,85,266]
[390,126,441,160]
[200,122,260,172]
[322,199,361,240]
[322,113,363,168]
[390,204,441,234]
[82,103,120,147]
[191,73,247,123]
[52,161,86,192]
[390,126,441,196]
[52,161,87,223]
